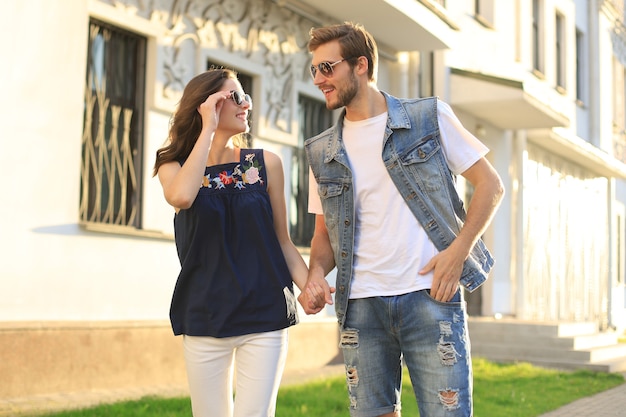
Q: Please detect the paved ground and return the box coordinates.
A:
[1,365,624,416]
[535,377,626,417]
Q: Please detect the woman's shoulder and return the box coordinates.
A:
[262,150,283,174]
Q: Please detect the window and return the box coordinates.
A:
[532,0,544,75]
[575,29,585,104]
[80,19,146,228]
[555,13,566,91]
[474,0,495,28]
[419,0,459,30]
[290,96,333,246]
[418,52,435,98]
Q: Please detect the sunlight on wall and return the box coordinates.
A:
[522,145,609,324]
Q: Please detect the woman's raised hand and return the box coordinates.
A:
[197,90,231,130]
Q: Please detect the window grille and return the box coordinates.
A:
[80,20,146,228]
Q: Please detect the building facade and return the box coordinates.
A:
[447,0,626,331]
[1,0,625,398]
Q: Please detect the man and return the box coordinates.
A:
[299,22,504,417]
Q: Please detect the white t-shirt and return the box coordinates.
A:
[308,100,488,298]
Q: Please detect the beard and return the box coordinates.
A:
[327,72,359,110]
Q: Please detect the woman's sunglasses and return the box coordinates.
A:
[309,57,355,79]
[230,90,252,109]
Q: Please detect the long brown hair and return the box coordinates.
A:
[152,68,240,176]
[308,21,378,83]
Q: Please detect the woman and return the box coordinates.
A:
[153,68,308,417]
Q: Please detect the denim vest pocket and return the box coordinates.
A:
[397,133,439,163]
[318,181,345,199]
[318,181,347,235]
[397,134,444,192]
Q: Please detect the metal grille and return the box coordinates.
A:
[80,20,146,228]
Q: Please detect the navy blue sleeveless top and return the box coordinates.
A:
[170,149,298,337]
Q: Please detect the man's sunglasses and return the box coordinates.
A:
[309,57,355,79]
[230,90,252,109]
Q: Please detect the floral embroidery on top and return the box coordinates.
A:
[200,152,264,190]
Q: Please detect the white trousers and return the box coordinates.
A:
[183,329,288,417]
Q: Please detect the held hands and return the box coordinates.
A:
[297,274,336,315]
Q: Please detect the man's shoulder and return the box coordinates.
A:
[380,93,438,129]
[304,124,336,147]
[383,92,438,108]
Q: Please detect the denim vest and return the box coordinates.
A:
[304,93,494,327]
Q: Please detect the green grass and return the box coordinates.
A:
[40,358,624,417]
[470,359,623,417]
